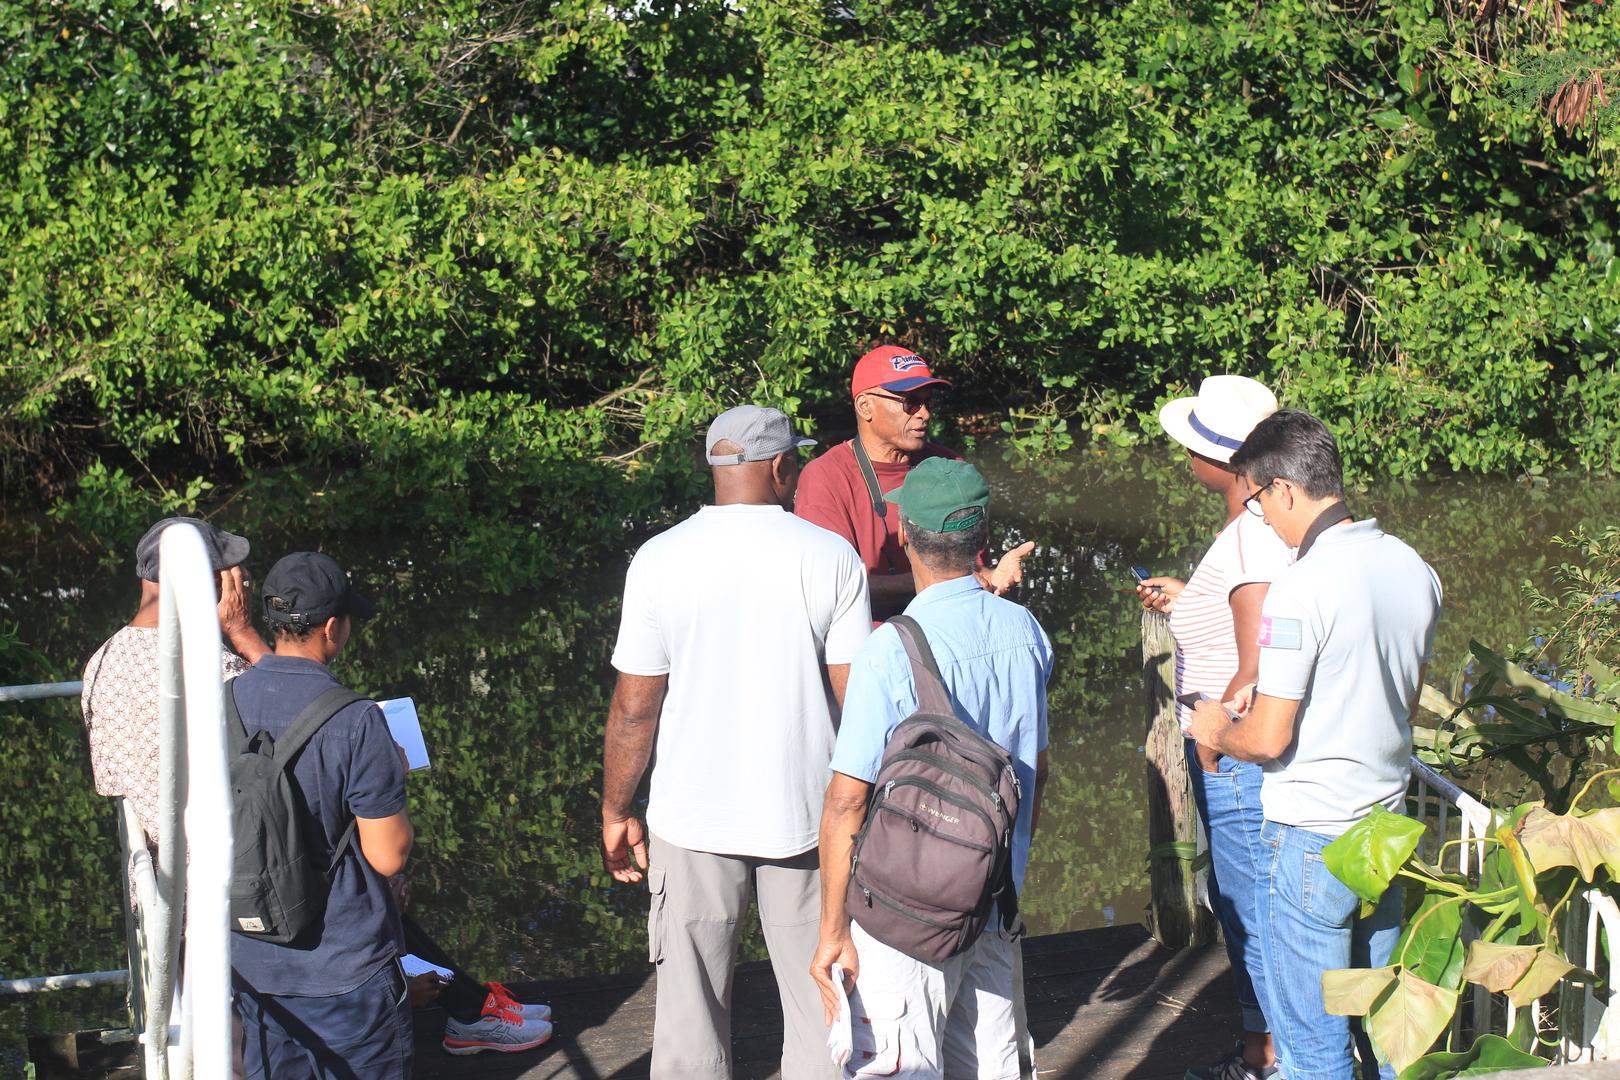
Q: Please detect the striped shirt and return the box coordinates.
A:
[1169,513,1294,732]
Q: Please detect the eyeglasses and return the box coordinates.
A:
[1243,481,1274,517]
[865,391,939,415]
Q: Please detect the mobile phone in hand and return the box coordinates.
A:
[1178,691,1241,719]
[1131,565,1161,593]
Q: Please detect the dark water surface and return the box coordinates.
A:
[1,446,1614,1048]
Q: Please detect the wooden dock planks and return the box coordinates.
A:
[29,925,1238,1078]
[411,925,1236,1080]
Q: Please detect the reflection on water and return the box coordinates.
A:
[0,446,1613,1045]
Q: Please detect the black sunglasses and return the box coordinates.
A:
[866,391,940,415]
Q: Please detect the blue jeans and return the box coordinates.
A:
[1258,820,1404,1080]
[1186,741,1269,1034]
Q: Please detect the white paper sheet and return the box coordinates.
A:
[377,697,430,771]
[826,963,852,1068]
[399,953,453,981]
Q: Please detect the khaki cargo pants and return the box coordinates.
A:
[648,834,835,1080]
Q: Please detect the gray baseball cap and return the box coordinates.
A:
[135,517,251,582]
[705,405,816,466]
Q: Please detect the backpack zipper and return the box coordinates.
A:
[873,802,994,853]
[882,747,1018,813]
[855,879,960,931]
[880,776,999,842]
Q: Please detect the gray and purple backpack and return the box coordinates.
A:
[845,615,1023,964]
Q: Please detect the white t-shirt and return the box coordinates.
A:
[1169,513,1294,731]
[612,503,872,857]
[1256,519,1442,836]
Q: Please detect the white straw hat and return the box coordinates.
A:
[1158,376,1279,464]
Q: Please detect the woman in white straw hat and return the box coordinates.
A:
[1136,375,1293,1080]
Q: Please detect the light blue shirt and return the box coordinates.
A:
[831,574,1053,890]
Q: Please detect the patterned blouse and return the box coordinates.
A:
[80,625,249,850]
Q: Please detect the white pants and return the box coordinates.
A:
[844,921,1035,1080]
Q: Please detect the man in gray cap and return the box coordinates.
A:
[81,516,269,852]
[602,404,873,1080]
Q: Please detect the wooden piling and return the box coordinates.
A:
[1142,610,1215,950]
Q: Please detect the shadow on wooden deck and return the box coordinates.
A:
[411,924,1236,1080]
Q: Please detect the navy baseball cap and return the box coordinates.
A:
[261,552,377,628]
[135,517,250,582]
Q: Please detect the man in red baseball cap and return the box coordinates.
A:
[795,345,1034,619]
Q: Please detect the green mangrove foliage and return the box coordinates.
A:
[4,0,1620,560]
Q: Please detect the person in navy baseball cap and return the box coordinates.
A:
[794,344,1035,621]
[261,552,377,631]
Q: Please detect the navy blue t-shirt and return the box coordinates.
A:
[228,655,407,997]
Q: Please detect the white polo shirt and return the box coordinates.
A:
[612,504,872,858]
[1255,518,1441,836]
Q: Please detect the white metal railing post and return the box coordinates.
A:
[149,523,234,1080]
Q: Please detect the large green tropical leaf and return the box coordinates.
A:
[1397,894,1466,989]
[1468,642,1619,727]
[1323,807,1425,904]
[1393,1033,1545,1079]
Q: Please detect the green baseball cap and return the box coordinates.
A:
[884,457,991,533]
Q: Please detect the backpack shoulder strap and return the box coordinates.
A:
[849,438,890,520]
[224,681,250,756]
[888,615,956,719]
[272,687,369,765]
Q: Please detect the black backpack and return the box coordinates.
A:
[224,683,365,943]
[845,615,1023,964]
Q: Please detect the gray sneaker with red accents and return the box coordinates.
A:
[1185,1044,1282,1080]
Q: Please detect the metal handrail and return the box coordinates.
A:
[0,681,82,703]
[144,523,234,1080]
[0,680,133,1001]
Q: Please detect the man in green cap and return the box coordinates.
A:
[810,457,1052,1080]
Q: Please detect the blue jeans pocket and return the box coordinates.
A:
[1300,850,1359,928]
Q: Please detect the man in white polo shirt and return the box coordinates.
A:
[601,404,872,1080]
[1186,410,1441,1080]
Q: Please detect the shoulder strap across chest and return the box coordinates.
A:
[849,438,889,520]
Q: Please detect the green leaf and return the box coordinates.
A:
[1324,807,1426,903]
[1397,894,1465,989]
[1468,642,1618,726]
[1367,971,1461,1073]
[1393,1033,1545,1079]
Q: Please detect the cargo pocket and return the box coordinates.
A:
[647,866,667,965]
[845,989,905,1078]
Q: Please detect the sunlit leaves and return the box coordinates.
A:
[1517,806,1620,881]
[1460,940,1573,1006]
[1323,806,1426,903]
[1368,973,1463,1073]
[1328,966,1461,1073]
[1324,965,1399,1016]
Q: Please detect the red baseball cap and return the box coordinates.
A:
[850,345,952,398]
